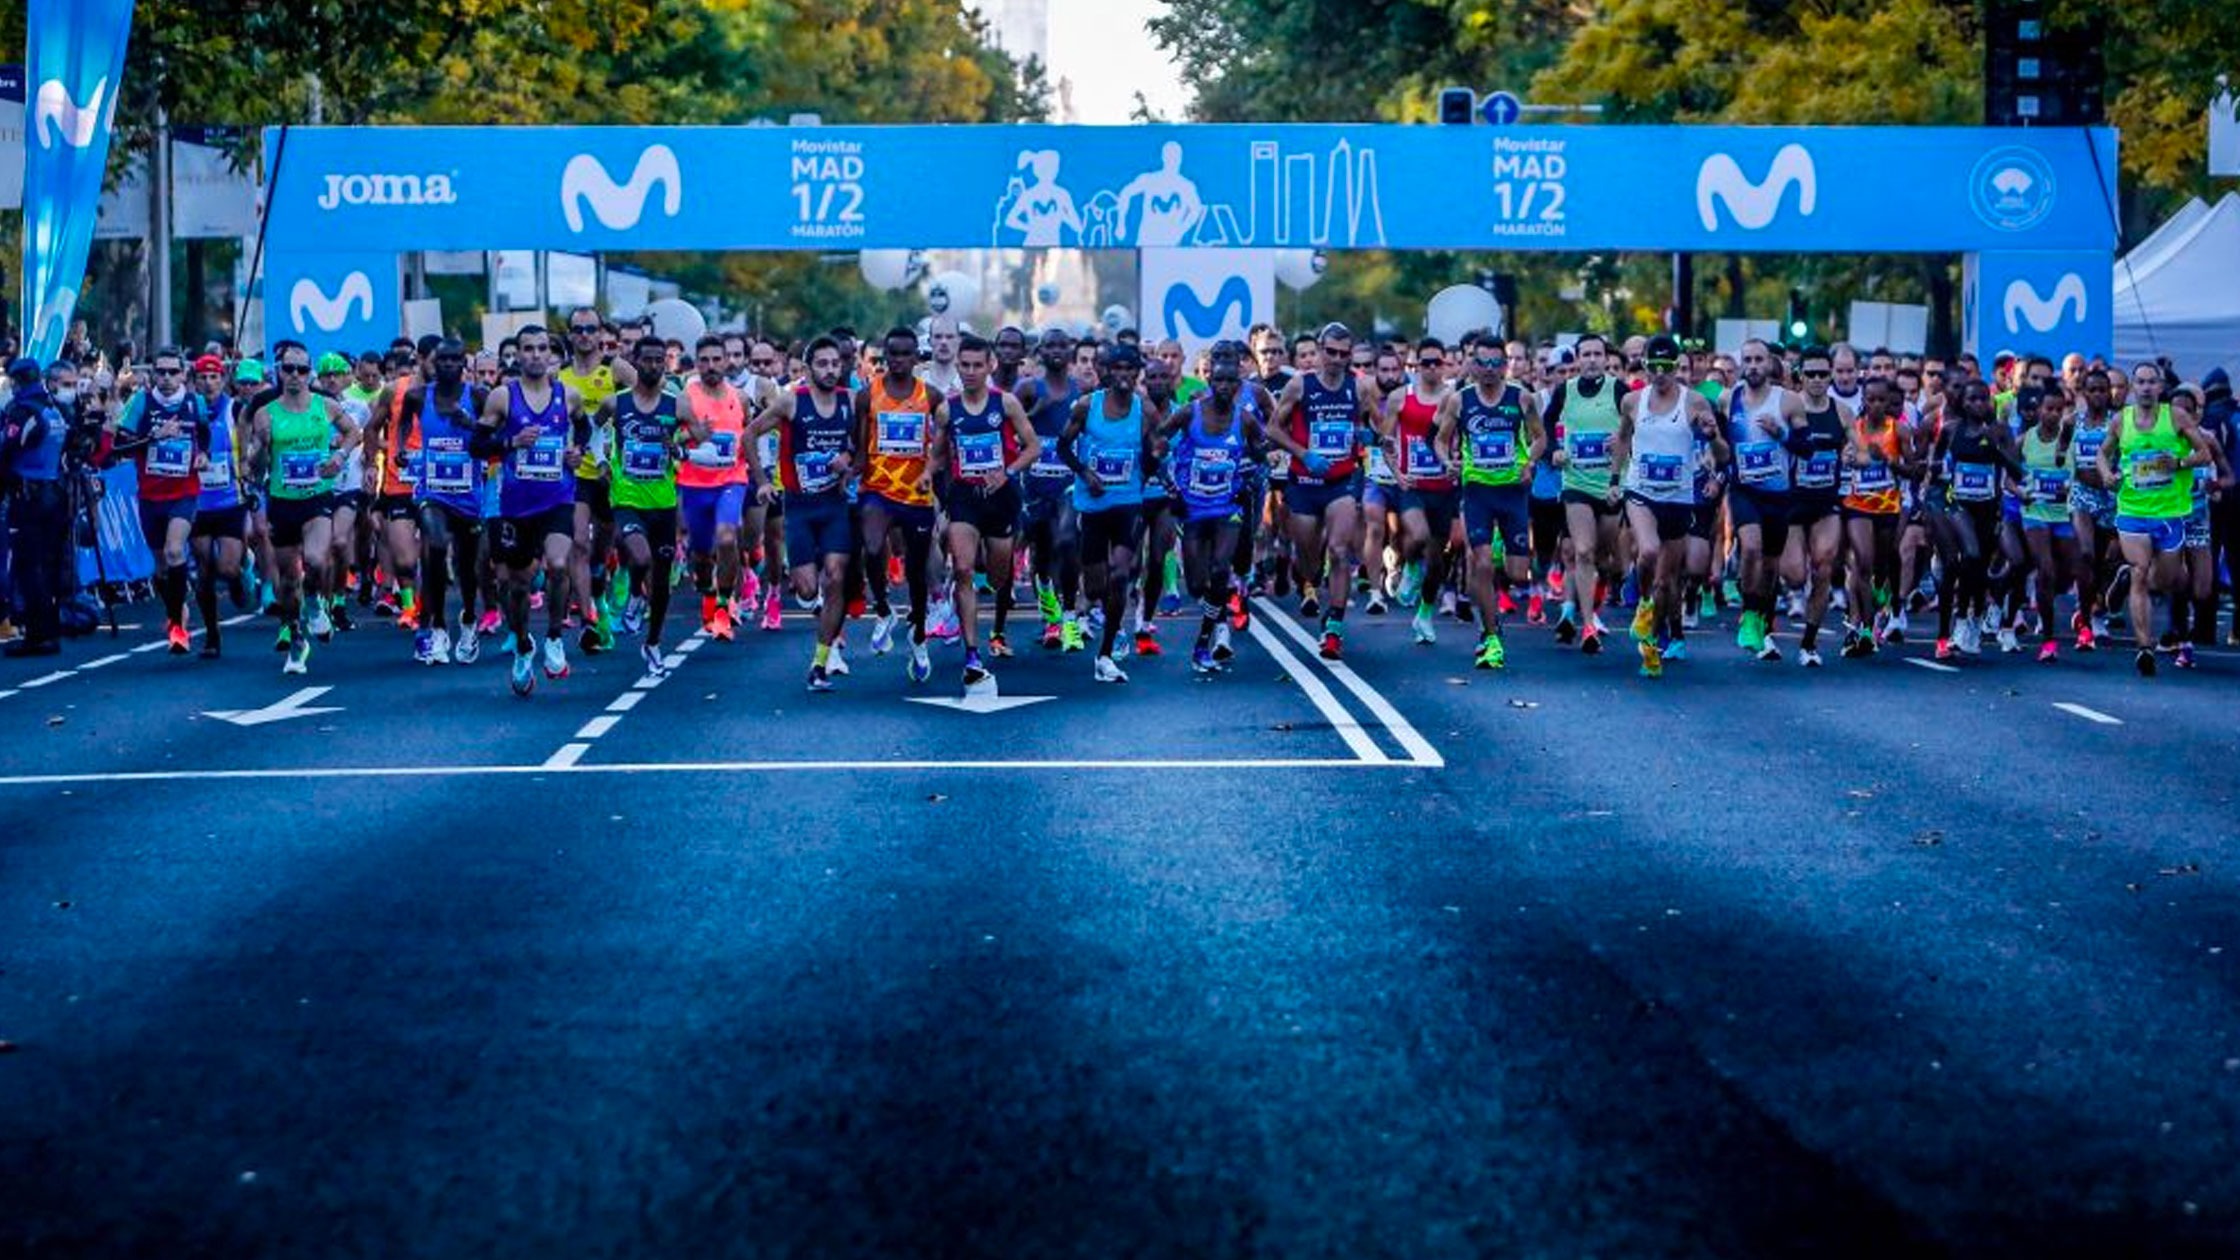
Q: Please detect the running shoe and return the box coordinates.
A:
[274,622,294,654]
[709,604,736,641]
[1228,590,1250,631]
[167,621,190,654]
[1553,614,1577,646]
[307,600,334,643]
[1841,629,1872,660]
[428,628,453,666]
[929,600,962,643]
[962,648,991,688]
[329,600,355,633]
[1698,588,1718,622]
[1885,610,1909,644]
[2175,643,2197,670]
[1956,620,1981,656]
[1300,591,1321,619]
[1364,593,1389,617]
[1411,606,1437,646]
[2074,622,2096,652]
[988,632,1014,658]
[1035,580,1062,624]
[476,609,502,638]
[1395,563,1424,608]
[621,596,648,638]
[1798,646,1823,668]
[642,643,669,679]
[1548,566,1568,599]
[1735,610,1764,653]
[1192,645,1218,674]
[2136,647,2157,677]
[509,648,536,696]
[826,641,850,676]
[1579,625,1603,656]
[1997,626,2021,654]
[542,635,570,680]
[1663,638,1689,662]
[1475,633,1506,671]
[1526,593,1547,625]
[283,635,311,676]
[870,611,897,656]
[1319,629,1343,661]
[1631,597,1656,643]
[762,589,784,632]
[1094,654,1129,684]
[739,569,761,611]
[376,592,402,618]
[396,604,419,631]
[1060,616,1085,653]
[1211,622,1236,664]
[1756,636,1782,663]
[808,664,833,692]
[1134,625,1162,657]
[2038,640,2059,664]
[454,614,483,665]
[580,615,613,656]
[1638,639,1664,679]
[1935,637,1957,661]
[414,629,436,665]
[1041,621,1063,650]
[1086,605,1107,647]
[908,635,932,684]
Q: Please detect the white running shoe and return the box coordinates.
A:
[1094,654,1129,684]
[1956,619,1982,655]
[454,614,482,664]
[826,641,850,676]
[1411,607,1437,645]
[1798,646,1823,668]
[306,601,334,642]
[869,612,896,656]
[1997,626,2021,654]
[429,627,453,666]
[542,635,570,679]
[1211,621,1235,664]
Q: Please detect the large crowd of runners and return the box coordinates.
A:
[8,307,2235,692]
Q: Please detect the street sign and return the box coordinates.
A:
[204,686,343,727]
[1481,91,1522,126]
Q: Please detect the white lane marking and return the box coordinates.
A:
[632,672,667,690]
[78,654,129,671]
[1904,658,1960,673]
[1242,612,1386,764]
[575,715,621,740]
[675,638,705,654]
[222,614,256,626]
[21,671,73,688]
[2052,702,2123,726]
[543,743,591,769]
[0,757,1400,788]
[662,652,687,669]
[605,692,644,713]
[0,689,17,701]
[1253,598,1445,768]
[130,640,168,653]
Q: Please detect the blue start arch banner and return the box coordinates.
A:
[262,123,2118,255]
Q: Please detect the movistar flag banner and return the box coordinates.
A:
[22,0,135,362]
[1140,249,1273,359]
[262,251,401,354]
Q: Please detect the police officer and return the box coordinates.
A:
[1,358,71,656]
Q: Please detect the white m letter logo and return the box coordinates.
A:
[290,273,375,334]
[1696,144,1817,231]
[35,78,107,149]
[561,145,683,232]
[2003,274,2087,335]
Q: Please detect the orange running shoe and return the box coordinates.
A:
[166,622,191,654]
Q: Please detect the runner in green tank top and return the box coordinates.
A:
[1541,333,1631,654]
[2096,361,2213,676]
[2011,385,2078,664]
[245,342,361,675]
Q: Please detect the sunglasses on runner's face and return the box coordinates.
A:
[1417,357,1444,368]
[1646,359,1677,373]
[1801,368,1832,379]
[1474,355,1505,368]
[278,362,311,376]
[570,324,599,336]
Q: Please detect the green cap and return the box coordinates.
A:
[316,351,352,375]
[233,359,266,384]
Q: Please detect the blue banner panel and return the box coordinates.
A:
[1963,250,2112,362]
[261,124,2119,256]
[263,252,401,354]
[23,0,135,361]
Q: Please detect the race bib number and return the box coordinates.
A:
[757,431,780,473]
[281,452,322,489]
[1187,449,1236,498]
[708,431,739,463]
[1638,453,1683,488]
[148,436,194,479]
[1364,445,1393,482]
[2129,451,2176,490]
[1309,419,1352,457]
[1031,438,1070,476]
[199,452,234,491]
[1952,461,1995,501]
[1469,429,1516,469]
[1797,452,1839,490]
[2031,468,2072,503]
[876,412,927,456]
[516,437,565,481]
[1853,460,1894,491]
[1092,449,1135,483]
[622,440,668,480]
[1568,433,1610,469]
[424,445,473,495]
[956,431,1003,476]
[2072,430,2105,463]
[1736,440,1781,484]
[1268,450,1293,477]
[794,450,838,492]
[1406,437,1445,476]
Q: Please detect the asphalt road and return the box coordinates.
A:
[2,592,2237,1257]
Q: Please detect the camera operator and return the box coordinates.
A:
[1,358,71,656]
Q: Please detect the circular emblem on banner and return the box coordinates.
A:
[1970,146,2057,232]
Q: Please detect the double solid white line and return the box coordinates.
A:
[1249,597,1444,769]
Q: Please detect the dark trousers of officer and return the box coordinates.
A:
[7,481,70,645]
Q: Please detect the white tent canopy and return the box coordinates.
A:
[2113,193,2240,381]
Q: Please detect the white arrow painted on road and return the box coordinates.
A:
[905,692,1057,715]
[203,686,343,727]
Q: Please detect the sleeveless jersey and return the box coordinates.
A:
[197,394,243,513]
[1789,399,1846,495]
[560,361,621,481]
[1623,388,1696,505]
[1728,385,1792,493]
[1457,383,1526,489]
[676,378,746,490]
[947,389,1017,482]
[1557,377,1622,498]
[2116,403,2188,519]
[1173,399,1247,522]
[863,377,936,507]
[125,389,207,503]
[1072,389,1146,511]
[609,390,683,512]
[266,394,335,502]
[498,379,576,517]
[1842,417,1903,515]
[1393,387,1454,492]
[778,386,854,497]
[1290,371,1362,483]
[411,385,484,515]
[1020,376,1078,487]
[2019,424,2072,524]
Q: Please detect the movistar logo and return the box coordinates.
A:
[318,172,457,210]
[1696,144,1816,231]
[31,287,79,354]
[290,272,375,334]
[35,77,106,149]
[561,145,682,232]
[1163,276,1253,341]
[2003,274,2087,334]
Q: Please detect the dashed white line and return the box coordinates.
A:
[1903,657,1960,673]
[0,689,17,701]
[1253,599,1444,768]
[77,654,129,671]
[574,715,621,740]
[2052,702,2123,726]
[542,743,591,769]
[675,638,705,654]
[605,692,644,713]
[20,671,73,689]
[0,757,1391,788]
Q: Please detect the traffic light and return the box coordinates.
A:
[1786,288,1808,342]
[1986,1,2103,125]
[1438,88,1476,126]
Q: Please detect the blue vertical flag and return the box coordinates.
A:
[22,0,135,362]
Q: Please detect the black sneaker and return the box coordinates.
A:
[2136,648,2157,678]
